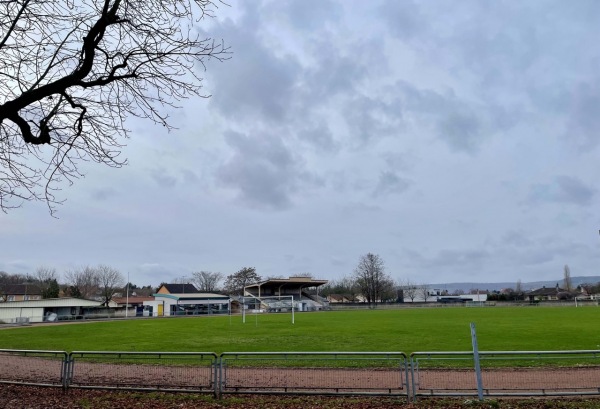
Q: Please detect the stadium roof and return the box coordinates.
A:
[245,276,328,291]
[153,293,230,301]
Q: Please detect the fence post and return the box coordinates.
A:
[215,355,221,399]
[470,323,484,400]
[409,354,417,402]
[61,352,68,391]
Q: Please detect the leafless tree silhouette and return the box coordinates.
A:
[0,0,229,212]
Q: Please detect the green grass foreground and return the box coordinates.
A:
[1,307,600,354]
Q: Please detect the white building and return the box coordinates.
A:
[0,298,103,323]
[143,292,230,316]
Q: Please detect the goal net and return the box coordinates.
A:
[241,295,295,324]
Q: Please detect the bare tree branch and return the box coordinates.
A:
[191,270,223,292]
[0,0,230,213]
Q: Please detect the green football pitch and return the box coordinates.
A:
[1,307,599,353]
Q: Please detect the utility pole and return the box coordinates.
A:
[125,272,130,318]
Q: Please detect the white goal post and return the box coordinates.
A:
[241,295,295,324]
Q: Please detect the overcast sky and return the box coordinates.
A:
[2,0,600,287]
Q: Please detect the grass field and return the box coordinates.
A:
[1,307,599,354]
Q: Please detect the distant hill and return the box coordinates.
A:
[428,276,600,293]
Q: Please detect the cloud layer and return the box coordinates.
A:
[2,0,600,287]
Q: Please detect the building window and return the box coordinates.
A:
[7,295,15,301]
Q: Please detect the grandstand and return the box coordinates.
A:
[243,276,329,312]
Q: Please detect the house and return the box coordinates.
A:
[156,283,199,294]
[109,296,155,317]
[0,297,103,323]
[144,284,229,317]
[526,285,580,301]
[403,289,487,303]
[0,284,42,302]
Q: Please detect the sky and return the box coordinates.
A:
[2,0,600,288]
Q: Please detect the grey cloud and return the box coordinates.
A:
[150,168,177,188]
[135,263,181,285]
[281,254,314,275]
[304,44,371,99]
[447,4,541,85]
[378,0,424,40]
[437,110,481,153]
[392,81,513,153]
[566,81,600,150]
[338,202,381,216]
[343,95,402,144]
[91,188,117,201]
[401,247,491,272]
[382,152,413,171]
[0,260,32,274]
[181,169,201,185]
[432,249,491,269]
[501,230,534,248]
[297,122,339,153]
[529,176,595,206]
[204,7,302,122]
[329,256,346,267]
[275,0,342,31]
[217,130,317,210]
[374,171,410,197]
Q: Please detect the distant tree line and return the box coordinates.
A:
[0,265,136,305]
[7,258,595,306]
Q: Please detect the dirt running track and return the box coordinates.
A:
[1,353,600,396]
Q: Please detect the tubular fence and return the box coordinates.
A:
[219,352,408,396]
[410,350,600,400]
[0,349,68,389]
[68,351,218,395]
[1,348,600,401]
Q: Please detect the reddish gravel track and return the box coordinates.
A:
[2,352,600,396]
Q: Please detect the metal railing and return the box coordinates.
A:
[219,352,409,397]
[410,350,600,400]
[0,349,68,389]
[1,348,600,401]
[68,351,218,395]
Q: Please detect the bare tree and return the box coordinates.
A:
[515,279,523,294]
[400,278,418,302]
[0,0,229,212]
[514,279,524,300]
[34,266,57,283]
[0,271,30,301]
[379,277,397,302]
[64,266,100,299]
[319,276,360,301]
[417,283,430,302]
[173,276,191,284]
[353,253,392,308]
[191,271,223,292]
[34,266,60,298]
[96,264,124,306]
[223,267,261,296]
[563,264,573,292]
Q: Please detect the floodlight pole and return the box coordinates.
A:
[125,272,129,318]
